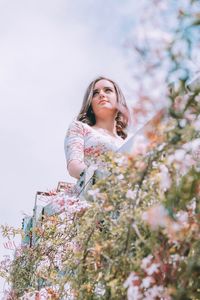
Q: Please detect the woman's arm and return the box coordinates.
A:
[67,159,87,179]
[64,120,87,180]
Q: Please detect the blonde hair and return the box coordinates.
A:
[77,76,130,139]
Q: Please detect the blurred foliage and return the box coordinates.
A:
[2,83,200,299]
[125,0,200,127]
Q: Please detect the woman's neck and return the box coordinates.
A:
[93,119,117,136]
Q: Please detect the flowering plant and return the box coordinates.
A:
[1,1,200,299]
[1,85,200,298]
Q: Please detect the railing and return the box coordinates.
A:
[21,182,74,247]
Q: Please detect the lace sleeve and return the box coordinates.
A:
[64,120,85,167]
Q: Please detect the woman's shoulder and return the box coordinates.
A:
[66,119,92,135]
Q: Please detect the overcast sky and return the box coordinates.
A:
[0,0,141,294]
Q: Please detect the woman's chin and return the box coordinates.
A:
[95,107,117,118]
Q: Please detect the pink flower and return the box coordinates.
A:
[142,204,169,230]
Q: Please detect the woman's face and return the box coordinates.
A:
[91,79,118,118]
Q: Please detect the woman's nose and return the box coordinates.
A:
[99,89,105,97]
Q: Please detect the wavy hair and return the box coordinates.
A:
[77,76,130,139]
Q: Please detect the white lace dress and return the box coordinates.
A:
[44,120,125,217]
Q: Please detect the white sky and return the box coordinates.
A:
[0,0,139,294]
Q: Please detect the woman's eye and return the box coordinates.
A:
[93,88,113,96]
[93,91,98,96]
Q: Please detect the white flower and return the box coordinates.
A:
[124,272,140,288]
[179,119,187,128]
[195,95,200,103]
[36,257,50,273]
[37,288,49,300]
[141,255,153,270]
[117,174,124,180]
[176,211,188,225]
[169,222,182,232]
[141,276,153,288]
[63,283,75,299]
[157,143,166,151]
[184,110,196,122]
[20,288,51,300]
[146,263,160,275]
[20,292,37,300]
[183,138,200,153]
[127,286,143,300]
[192,116,200,131]
[57,224,67,233]
[87,188,100,197]
[167,149,186,165]
[54,252,63,269]
[167,148,196,175]
[115,156,127,166]
[174,149,186,161]
[126,189,136,200]
[152,161,158,168]
[167,154,175,165]
[186,198,196,212]
[159,164,171,191]
[170,254,181,263]
[191,139,200,161]
[132,135,149,156]
[143,285,164,300]
[142,204,169,230]
[94,282,106,296]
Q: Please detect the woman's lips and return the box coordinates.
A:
[99,99,108,104]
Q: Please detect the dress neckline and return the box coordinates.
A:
[79,121,126,146]
[91,125,123,142]
[91,126,118,138]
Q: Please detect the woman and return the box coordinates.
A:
[45,76,129,215]
[20,77,129,299]
[65,76,129,187]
